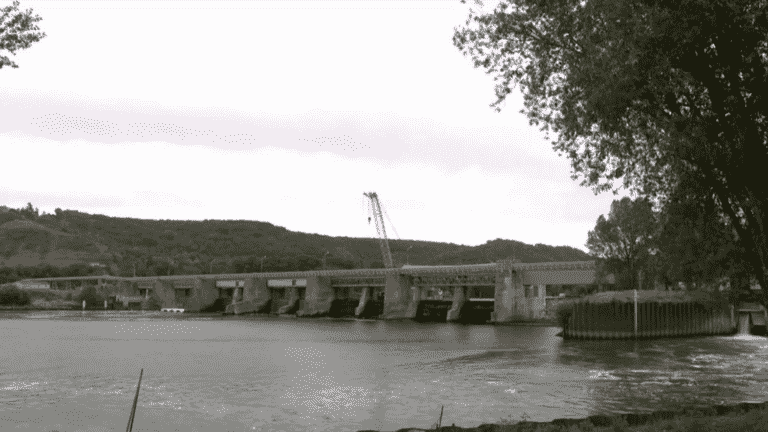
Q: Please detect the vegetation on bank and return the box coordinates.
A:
[0,283,31,306]
[378,402,768,432]
[0,283,81,309]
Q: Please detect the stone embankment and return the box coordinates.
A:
[364,400,768,432]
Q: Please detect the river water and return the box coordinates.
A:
[1,311,767,432]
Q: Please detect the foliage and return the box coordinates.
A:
[581,289,731,313]
[143,294,162,310]
[555,301,574,329]
[75,286,104,307]
[655,173,755,301]
[454,0,768,303]
[0,283,30,305]
[586,197,657,290]
[0,0,47,69]
[0,205,592,280]
[18,202,38,219]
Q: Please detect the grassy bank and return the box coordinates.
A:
[371,401,768,432]
[492,318,557,326]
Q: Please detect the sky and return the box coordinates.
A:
[0,0,629,252]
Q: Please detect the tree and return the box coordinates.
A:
[586,197,657,290]
[18,202,38,219]
[454,0,768,304]
[0,0,46,69]
[75,286,104,308]
[0,283,30,306]
[655,174,753,300]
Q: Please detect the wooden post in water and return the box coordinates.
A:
[634,289,638,339]
[574,302,580,339]
[576,302,581,339]
[698,304,702,335]
[126,368,143,432]
[614,301,620,339]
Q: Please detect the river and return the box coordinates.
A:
[1,311,767,432]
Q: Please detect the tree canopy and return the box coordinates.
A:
[586,197,656,290]
[454,0,768,302]
[0,0,46,69]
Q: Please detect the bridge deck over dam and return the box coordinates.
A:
[19,260,612,323]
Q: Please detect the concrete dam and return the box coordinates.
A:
[22,260,608,323]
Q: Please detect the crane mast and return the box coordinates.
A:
[363,192,394,269]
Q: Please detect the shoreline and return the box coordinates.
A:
[365,400,768,432]
[0,307,558,326]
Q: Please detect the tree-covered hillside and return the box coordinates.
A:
[0,203,591,282]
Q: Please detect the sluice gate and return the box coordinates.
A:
[328,277,385,318]
[737,304,768,336]
[416,300,454,322]
[267,279,306,314]
[460,299,494,324]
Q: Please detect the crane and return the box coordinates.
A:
[363,192,394,269]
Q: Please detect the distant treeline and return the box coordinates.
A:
[0,263,103,285]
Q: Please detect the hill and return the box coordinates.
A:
[0,204,592,281]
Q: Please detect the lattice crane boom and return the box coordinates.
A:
[363,192,394,269]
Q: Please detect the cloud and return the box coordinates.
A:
[0,89,625,250]
[2,88,562,176]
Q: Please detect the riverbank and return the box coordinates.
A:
[0,308,558,326]
[370,401,768,432]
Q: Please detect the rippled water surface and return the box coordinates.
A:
[1,311,768,432]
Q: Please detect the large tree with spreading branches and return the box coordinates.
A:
[0,0,46,69]
[586,197,657,290]
[454,0,768,304]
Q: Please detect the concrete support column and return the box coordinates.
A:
[300,276,334,317]
[492,270,519,323]
[231,286,243,305]
[151,280,173,309]
[355,286,372,317]
[243,278,269,304]
[383,274,414,319]
[193,278,218,312]
[278,286,300,314]
[405,285,421,318]
[446,286,466,322]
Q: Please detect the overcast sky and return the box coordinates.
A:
[0,0,628,252]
